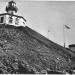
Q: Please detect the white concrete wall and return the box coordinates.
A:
[6,15,26,27]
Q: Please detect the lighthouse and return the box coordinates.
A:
[0,0,26,26]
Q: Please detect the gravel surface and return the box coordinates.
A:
[0,24,74,74]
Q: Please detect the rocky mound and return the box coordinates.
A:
[0,24,74,74]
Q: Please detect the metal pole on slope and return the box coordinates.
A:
[63,25,65,48]
[63,24,70,48]
[47,29,50,39]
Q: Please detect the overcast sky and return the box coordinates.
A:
[0,1,75,47]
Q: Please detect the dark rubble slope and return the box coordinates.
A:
[0,24,74,74]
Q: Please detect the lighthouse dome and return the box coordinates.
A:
[6,0,18,15]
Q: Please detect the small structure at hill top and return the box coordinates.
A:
[0,0,26,27]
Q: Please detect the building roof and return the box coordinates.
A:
[69,44,75,47]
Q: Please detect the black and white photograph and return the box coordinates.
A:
[0,0,74,74]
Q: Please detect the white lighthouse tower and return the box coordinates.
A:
[0,0,26,26]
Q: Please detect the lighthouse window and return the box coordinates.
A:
[0,17,4,23]
[9,16,13,23]
[15,18,19,25]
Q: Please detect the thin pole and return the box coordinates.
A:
[63,25,65,48]
[47,30,50,39]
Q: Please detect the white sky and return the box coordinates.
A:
[0,1,75,47]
